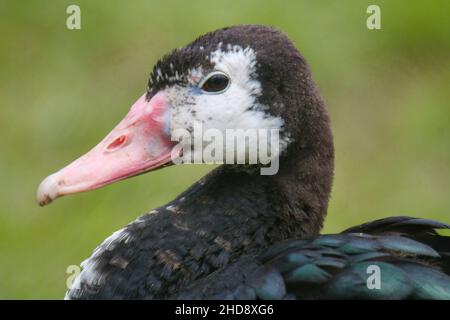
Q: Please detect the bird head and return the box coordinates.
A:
[37,25,320,206]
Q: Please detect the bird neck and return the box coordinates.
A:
[124,89,335,298]
[172,109,334,246]
[270,90,335,237]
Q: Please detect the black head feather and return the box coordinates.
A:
[146,25,319,137]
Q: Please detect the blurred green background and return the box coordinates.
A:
[0,0,449,299]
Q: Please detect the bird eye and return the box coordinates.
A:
[200,72,230,93]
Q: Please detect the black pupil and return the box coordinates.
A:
[202,74,229,92]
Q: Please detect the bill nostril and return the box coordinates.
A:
[106,135,128,152]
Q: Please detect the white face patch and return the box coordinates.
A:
[165,45,291,163]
